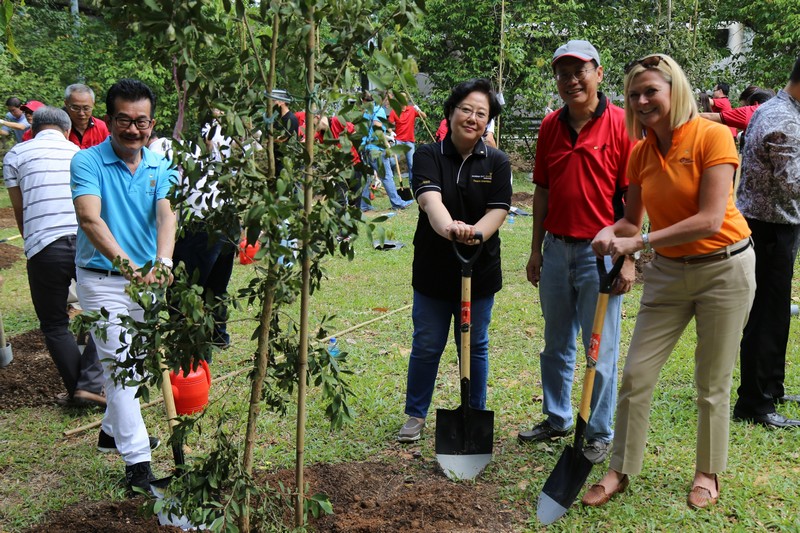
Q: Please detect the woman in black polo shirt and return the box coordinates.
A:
[397,78,513,443]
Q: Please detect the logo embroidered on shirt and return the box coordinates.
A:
[472,171,493,184]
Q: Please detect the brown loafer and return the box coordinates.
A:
[687,475,719,509]
[581,474,629,507]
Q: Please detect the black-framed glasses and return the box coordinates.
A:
[113,115,153,130]
[554,67,597,83]
[455,105,488,121]
[67,104,93,114]
[624,55,664,75]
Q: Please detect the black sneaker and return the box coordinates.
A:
[125,461,156,495]
[98,429,161,453]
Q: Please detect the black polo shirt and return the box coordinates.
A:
[411,134,512,301]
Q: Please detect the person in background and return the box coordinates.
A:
[733,57,800,429]
[700,89,775,132]
[709,82,737,138]
[359,92,413,212]
[388,92,427,182]
[71,79,174,494]
[3,106,105,408]
[20,101,46,142]
[582,53,755,510]
[435,117,448,141]
[1,97,30,142]
[519,39,634,466]
[64,84,109,149]
[398,78,511,442]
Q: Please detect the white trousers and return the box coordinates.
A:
[76,268,151,466]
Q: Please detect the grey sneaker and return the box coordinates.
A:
[397,417,425,443]
[583,439,611,464]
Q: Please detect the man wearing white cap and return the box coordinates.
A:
[519,40,634,464]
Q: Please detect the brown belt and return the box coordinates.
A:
[657,238,752,265]
[550,233,592,244]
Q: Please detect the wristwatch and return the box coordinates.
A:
[641,233,651,252]
[156,257,174,269]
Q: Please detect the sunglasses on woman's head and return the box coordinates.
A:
[624,55,664,75]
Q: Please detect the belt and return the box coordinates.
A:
[550,233,592,244]
[658,238,752,265]
[80,266,123,276]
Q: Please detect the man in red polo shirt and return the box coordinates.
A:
[64,83,109,149]
[519,40,634,465]
[388,93,427,181]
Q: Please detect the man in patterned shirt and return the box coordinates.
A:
[733,56,800,428]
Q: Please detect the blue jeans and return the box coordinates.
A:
[538,234,622,442]
[396,140,415,181]
[405,290,494,419]
[360,149,407,209]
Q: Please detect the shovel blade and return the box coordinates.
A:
[537,444,593,524]
[435,405,494,480]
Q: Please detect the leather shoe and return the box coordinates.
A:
[776,394,800,405]
[687,475,719,509]
[581,474,629,507]
[733,411,800,428]
[56,389,106,408]
[518,420,572,443]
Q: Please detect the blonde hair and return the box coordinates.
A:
[623,54,697,141]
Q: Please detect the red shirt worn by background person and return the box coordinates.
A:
[719,103,760,131]
[295,110,306,140]
[435,119,448,141]
[711,96,737,137]
[68,117,109,149]
[388,105,422,142]
[314,116,360,164]
[533,95,634,239]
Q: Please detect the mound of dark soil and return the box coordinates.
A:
[0,330,71,409]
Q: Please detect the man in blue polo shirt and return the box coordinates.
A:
[71,79,176,494]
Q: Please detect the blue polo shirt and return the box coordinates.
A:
[71,138,176,271]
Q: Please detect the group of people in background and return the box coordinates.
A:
[4,38,800,516]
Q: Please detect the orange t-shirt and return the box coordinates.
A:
[628,117,750,257]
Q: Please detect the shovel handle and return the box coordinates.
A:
[453,233,483,400]
[452,232,484,277]
[159,358,185,467]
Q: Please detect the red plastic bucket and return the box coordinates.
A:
[239,238,261,265]
[169,359,212,415]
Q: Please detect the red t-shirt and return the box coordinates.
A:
[711,97,737,137]
[533,96,634,239]
[314,116,360,164]
[295,111,306,140]
[435,119,448,141]
[719,103,759,131]
[68,117,109,149]
[388,105,421,142]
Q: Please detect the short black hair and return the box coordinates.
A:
[747,89,775,106]
[105,79,157,117]
[737,85,759,103]
[442,78,502,132]
[5,97,22,108]
[791,57,800,84]
[714,82,730,96]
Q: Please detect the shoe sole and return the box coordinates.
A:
[397,434,422,443]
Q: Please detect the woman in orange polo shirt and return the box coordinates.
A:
[581,54,756,510]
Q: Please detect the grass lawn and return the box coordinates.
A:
[2,175,800,531]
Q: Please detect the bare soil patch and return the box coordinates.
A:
[510,191,533,208]
[0,329,70,409]
[29,461,525,532]
[0,207,17,230]
[0,242,23,270]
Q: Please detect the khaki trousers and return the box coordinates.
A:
[610,247,756,475]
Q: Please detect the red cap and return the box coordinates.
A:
[21,100,45,114]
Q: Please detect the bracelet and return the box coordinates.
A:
[641,233,651,251]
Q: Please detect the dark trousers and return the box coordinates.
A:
[735,219,800,416]
[27,235,104,395]
[173,229,236,345]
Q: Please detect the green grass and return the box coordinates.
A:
[2,175,800,531]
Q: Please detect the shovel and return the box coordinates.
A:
[436,232,495,480]
[537,255,625,524]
